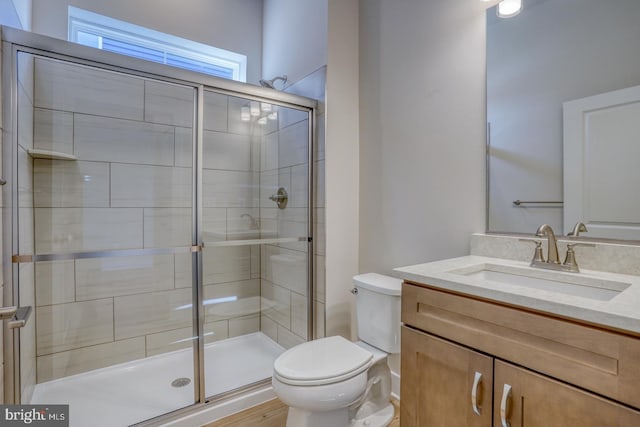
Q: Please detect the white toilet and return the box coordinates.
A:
[272,273,402,427]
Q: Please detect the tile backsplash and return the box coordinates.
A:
[471,233,640,276]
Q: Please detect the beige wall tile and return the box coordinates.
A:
[203,91,228,132]
[174,253,193,289]
[263,246,307,296]
[229,315,260,337]
[33,108,73,154]
[289,164,309,208]
[202,208,227,241]
[290,292,308,339]
[277,207,308,252]
[34,58,144,120]
[277,325,304,350]
[34,208,143,254]
[203,279,260,322]
[76,254,174,301]
[18,85,34,151]
[174,127,193,168]
[114,288,192,340]
[260,315,278,342]
[203,246,251,285]
[261,132,279,172]
[144,80,195,127]
[145,320,227,357]
[17,52,34,103]
[227,96,256,135]
[19,207,34,254]
[36,299,114,356]
[143,208,191,248]
[35,260,75,306]
[203,130,252,171]
[36,338,145,383]
[203,169,258,208]
[251,246,260,279]
[278,107,308,131]
[227,208,260,240]
[33,160,110,208]
[18,146,33,208]
[74,114,174,166]
[111,164,192,208]
[260,280,291,329]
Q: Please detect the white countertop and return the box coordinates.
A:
[393,255,640,335]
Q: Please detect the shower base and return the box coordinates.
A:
[31,332,285,427]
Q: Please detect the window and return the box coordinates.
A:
[68,6,247,82]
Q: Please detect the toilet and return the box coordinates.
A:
[272,273,402,427]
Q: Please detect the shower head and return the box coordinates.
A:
[259,75,288,89]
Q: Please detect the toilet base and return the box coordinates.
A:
[286,406,349,427]
[350,402,394,427]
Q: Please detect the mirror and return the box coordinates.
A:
[486,0,640,240]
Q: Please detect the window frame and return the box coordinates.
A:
[68,6,247,82]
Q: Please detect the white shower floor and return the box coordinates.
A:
[31,332,284,427]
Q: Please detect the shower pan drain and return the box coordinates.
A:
[171,378,191,388]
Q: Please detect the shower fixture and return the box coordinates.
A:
[259,75,288,89]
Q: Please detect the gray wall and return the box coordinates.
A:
[359,0,487,274]
[30,0,263,84]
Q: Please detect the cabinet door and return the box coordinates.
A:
[494,360,640,427]
[401,326,493,427]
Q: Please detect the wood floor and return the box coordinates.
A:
[204,398,400,427]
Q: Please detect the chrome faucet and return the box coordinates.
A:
[568,222,587,237]
[535,224,560,264]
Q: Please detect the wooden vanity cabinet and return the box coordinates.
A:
[401,282,640,427]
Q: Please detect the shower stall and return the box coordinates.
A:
[1,27,319,426]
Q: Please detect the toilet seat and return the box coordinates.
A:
[274,336,373,386]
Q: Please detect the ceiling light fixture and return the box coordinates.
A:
[497,0,523,18]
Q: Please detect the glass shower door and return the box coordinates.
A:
[12,52,199,426]
[200,91,312,398]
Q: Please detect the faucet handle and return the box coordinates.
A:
[562,242,595,272]
[519,239,545,263]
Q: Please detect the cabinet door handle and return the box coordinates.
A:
[471,371,482,415]
[500,383,512,427]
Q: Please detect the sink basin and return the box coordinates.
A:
[448,263,630,301]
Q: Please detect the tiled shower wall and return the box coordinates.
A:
[259,67,326,347]
[29,56,264,382]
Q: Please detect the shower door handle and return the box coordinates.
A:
[1,305,32,329]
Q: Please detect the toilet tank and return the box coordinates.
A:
[353,273,402,353]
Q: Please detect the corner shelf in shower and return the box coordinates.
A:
[27,149,77,161]
[203,236,306,247]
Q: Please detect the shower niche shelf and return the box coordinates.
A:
[27,149,77,161]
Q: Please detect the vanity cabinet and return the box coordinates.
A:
[401,282,640,426]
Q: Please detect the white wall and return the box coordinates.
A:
[487,0,640,234]
[0,0,31,29]
[325,0,359,339]
[358,0,487,275]
[30,0,263,83]
[262,0,327,83]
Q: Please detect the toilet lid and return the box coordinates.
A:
[274,336,373,386]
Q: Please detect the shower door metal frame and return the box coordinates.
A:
[1,26,317,422]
